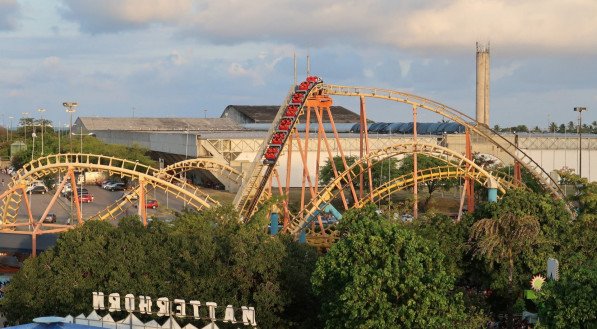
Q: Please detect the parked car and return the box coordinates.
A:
[66,188,89,200]
[61,183,73,197]
[100,179,118,188]
[101,179,120,189]
[78,193,94,203]
[26,185,48,194]
[28,180,45,188]
[135,199,159,209]
[104,182,126,191]
[43,213,57,223]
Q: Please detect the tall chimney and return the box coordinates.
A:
[476,42,490,126]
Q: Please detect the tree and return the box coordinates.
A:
[312,206,469,328]
[0,209,320,329]
[557,124,565,133]
[548,122,557,133]
[557,171,597,222]
[538,258,597,328]
[396,154,458,211]
[470,212,541,328]
[567,121,575,132]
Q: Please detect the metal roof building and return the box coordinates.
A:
[75,117,246,133]
[221,105,361,124]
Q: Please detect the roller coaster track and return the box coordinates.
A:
[89,159,241,222]
[358,165,519,209]
[302,167,520,249]
[162,158,243,185]
[234,77,323,220]
[1,154,220,226]
[288,142,515,234]
[234,82,571,225]
[319,84,570,214]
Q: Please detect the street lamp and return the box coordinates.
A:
[21,112,29,145]
[71,124,84,154]
[37,108,46,155]
[31,131,37,160]
[63,102,78,152]
[8,116,13,141]
[573,107,587,178]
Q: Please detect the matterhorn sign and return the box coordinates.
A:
[92,292,257,327]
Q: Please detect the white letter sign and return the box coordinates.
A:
[205,302,217,321]
[189,300,201,319]
[223,305,236,323]
[124,294,135,312]
[138,296,152,314]
[108,293,121,312]
[173,299,186,317]
[156,297,170,316]
[92,292,105,310]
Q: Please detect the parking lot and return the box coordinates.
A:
[0,172,191,225]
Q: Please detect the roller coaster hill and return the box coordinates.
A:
[0,76,573,254]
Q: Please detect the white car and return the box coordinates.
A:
[61,183,73,197]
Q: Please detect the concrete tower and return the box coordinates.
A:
[476,42,490,126]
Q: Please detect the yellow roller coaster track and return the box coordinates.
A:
[319,84,569,212]
[1,154,220,226]
[161,158,243,184]
[288,142,516,235]
[304,166,520,249]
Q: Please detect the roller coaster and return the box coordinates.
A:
[0,76,571,254]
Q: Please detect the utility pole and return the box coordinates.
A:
[21,112,29,145]
[37,108,46,155]
[63,102,78,152]
[574,107,587,178]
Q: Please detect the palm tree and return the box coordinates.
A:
[470,212,541,328]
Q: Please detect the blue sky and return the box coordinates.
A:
[1,0,596,128]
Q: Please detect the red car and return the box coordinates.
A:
[136,199,159,209]
[78,194,94,203]
[145,199,158,209]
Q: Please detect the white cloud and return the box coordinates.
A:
[393,0,597,53]
[58,0,597,54]
[60,0,193,33]
[0,0,20,30]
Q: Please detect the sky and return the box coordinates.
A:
[1,0,596,128]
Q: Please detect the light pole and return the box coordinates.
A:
[31,130,37,160]
[8,116,13,141]
[574,107,587,178]
[72,125,83,154]
[37,108,46,155]
[21,112,29,145]
[63,102,78,152]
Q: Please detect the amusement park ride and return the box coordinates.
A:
[0,77,571,255]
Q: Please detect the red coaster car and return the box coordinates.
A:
[290,93,305,104]
[278,118,293,131]
[270,132,287,145]
[296,81,311,92]
[284,105,299,117]
[264,146,281,162]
